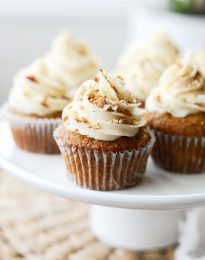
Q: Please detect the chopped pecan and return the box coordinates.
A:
[26,75,38,83]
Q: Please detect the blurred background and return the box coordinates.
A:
[1,0,205,104]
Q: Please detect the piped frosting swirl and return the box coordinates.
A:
[118,34,179,100]
[146,52,205,117]
[45,33,100,98]
[195,47,205,76]
[9,59,70,116]
[62,70,146,141]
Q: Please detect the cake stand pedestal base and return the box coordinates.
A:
[90,206,185,251]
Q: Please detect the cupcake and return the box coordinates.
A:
[54,70,155,191]
[45,32,100,99]
[146,52,205,173]
[8,58,70,154]
[116,34,179,104]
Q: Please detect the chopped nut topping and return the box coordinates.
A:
[75,116,100,129]
[156,95,161,102]
[88,91,134,116]
[195,102,203,107]
[76,117,88,124]
[41,98,49,107]
[26,75,38,83]
[78,46,87,55]
[88,122,100,129]
[61,95,70,101]
[103,104,111,111]
[89,94,106,108]
[63,116,68,122]
[112,118,136,125]
[94,76,99,83]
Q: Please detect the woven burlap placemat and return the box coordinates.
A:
[0,171,175,260]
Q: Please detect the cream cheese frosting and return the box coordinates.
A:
[119,34,179,69]
[45,33,100,99]
[117,34,179,100]
[146,52,205,117]
[9,59,70,116]
[62,70,146,141]
[195,47,205,76]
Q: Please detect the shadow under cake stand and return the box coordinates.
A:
[1,117,205,251]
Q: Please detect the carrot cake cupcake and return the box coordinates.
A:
[45,32,100,99]
[117,34,179,104]
[54,70,155,191]
[146,52,205,173]
[8,58,70,154]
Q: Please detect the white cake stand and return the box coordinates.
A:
[1,117,205,251]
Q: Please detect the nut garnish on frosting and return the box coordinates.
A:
[117,34,179,100]
[146,52,205,117]
[45,32,100,99]
[9,59,70,116]
[62,70,146,141]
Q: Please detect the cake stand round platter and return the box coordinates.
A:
[0,112,205,251]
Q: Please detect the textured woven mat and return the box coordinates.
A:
[0,171,175,260]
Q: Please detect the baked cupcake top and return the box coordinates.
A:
[146,52,205,117]
[9,59,70,116]
[45,33,100,99]
[62,70,146,141]
[117,34,179,100]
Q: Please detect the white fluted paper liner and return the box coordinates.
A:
[54,126,155,191]
[7,109,61,154]
[151,129,205,173]
[175,209,205,260]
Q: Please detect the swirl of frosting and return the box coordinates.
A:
[195,47,205,76]
[119,34,179,69]
[62,70,146,141]
[118,34,179,100]
[9,59,70,116]
[45,33,100,98]
[146,52,205,117]
[121,59,167,101]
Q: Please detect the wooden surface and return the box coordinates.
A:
[0,171,175,260]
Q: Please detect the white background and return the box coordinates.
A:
[0,0,132,103]
[1,1,205,104]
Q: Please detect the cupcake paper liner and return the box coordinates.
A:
[151,129,205,173]
[7,110,61,154]
[54,126,155,191]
